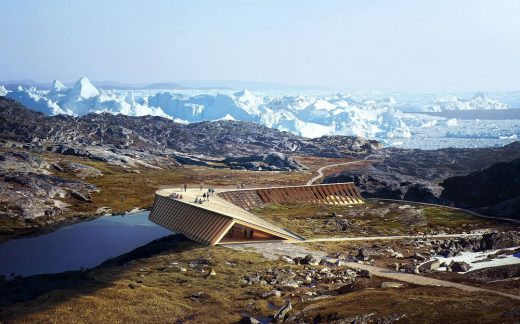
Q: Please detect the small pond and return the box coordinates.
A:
[0,211,171,277]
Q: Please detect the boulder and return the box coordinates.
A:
[300,254,319,266]
[273,300,292,322]
[411,252,427,262]
[261,290,282,298]
[438,249,454,258]
[240,317,261,324]
[450,261,471,272]
[279,280,299,289]
[381,282,405,288]
[482,232,520,250]
[418,259,442,272]
[70,190,92,202]
[337,282,360,294]
[280,255,295,264]
[356,248,373,261]
[358,269,371,279]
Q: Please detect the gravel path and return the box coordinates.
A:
[306,161,363,185]
[301,233,477,243]
[226,241,520,301]
[367,198,520,225]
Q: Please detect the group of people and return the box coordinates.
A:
[194,187,215,204]
[170,192,183,199]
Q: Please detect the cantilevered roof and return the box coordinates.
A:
[149,182,364,245]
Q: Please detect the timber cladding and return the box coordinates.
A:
[149,195,234,245]
[218,183,364,210]
[148,182,364,245]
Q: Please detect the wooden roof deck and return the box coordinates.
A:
[150,182,364,245]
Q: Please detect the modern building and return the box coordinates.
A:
[149,182,363,245]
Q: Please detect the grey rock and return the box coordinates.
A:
[273,300,292,322]
[381,282,405,288]
[300,254,319,266]
[412,252,427,262]
[418,259,442,272]
[240,316,261,324]
[438,249,454,258]
[280,255,295,264]
[450,261,471,272]
[482,232,520,250]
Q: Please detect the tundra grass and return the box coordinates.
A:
[251,201,510,239]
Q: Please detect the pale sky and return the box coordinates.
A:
[1,0,519,91]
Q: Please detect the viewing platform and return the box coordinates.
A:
[149,183,364,246]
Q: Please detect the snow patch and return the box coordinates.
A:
[433,247,520,273]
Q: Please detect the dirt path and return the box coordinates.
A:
[346,262,520,300]
[368,198,520,225]
[308,158,520,225]
[306,161,362,185]
[226,241,520,301]
[301,233,477,243]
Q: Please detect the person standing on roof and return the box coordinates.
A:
[184,183,187,192]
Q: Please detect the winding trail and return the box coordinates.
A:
[307,160,520,225]
[228,160,520,300]
[300,233,476,243]
[306,161,363,185]
[227,241,520,301]
[367,198,520,225]
[346,262,520,301]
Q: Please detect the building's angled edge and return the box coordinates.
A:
[149,182,364,246]
[149,195,300,245]
[149,195,234,245]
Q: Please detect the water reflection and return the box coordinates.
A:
[0,211,171,277]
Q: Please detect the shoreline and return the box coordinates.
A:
[0,207,151,245]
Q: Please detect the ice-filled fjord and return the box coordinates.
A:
[3,77,520,149]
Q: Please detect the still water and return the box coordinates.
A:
[0,211,171,277]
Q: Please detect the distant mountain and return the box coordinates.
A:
[0,79,318,91]
[174,80,321,91]
[142,82,187,90]
[2,80,53,91]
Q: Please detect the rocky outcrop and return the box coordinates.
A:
[51,160,103,179]
[440,158,520,209]
[0,97,381,159]
[0,171,97,219]
[465,263,520,282]
[323,143,520,209]
[225,152,307,171]
[481,232,520,250]
[323,172,441,203]
[0,150,99,221]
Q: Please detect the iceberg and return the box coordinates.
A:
[430,93,510,111]
[10,78,512,142]
[0,85,8,96]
